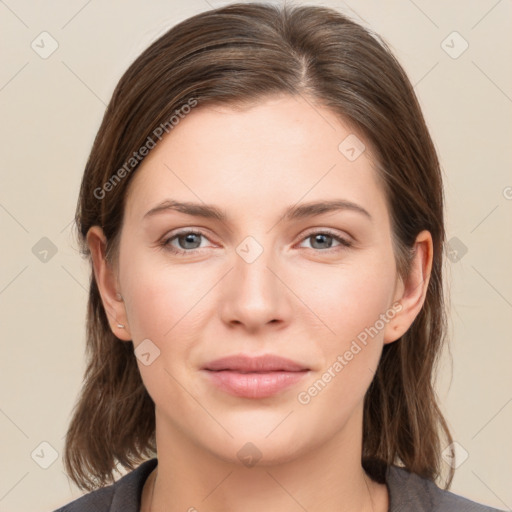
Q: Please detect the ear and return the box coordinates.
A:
[87,226,132,341]
[383,230,433,344]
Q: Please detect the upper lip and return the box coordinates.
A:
[203,354,309,372]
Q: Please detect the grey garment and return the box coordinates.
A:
[53,458,504,512]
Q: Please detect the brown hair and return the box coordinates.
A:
[64,1,454,491]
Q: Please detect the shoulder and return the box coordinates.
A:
[386,465,505,512]
[52,458,158,512]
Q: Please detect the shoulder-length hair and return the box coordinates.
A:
[64,2,454,491]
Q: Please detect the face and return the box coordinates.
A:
[92,94,427,465]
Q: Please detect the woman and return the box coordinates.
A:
[53,3,504,511]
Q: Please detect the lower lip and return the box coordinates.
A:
[203,370,309,398]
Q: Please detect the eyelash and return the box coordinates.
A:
[161,229,353,256]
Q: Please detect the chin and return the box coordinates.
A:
[201,429,310,468]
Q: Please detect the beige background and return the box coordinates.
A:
[0,1,511,511]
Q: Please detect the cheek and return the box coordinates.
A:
[294,262,396,424]
[120,254,208,404]
[294,250,397,342]
[119,242,208,341]
[291,248,397,405]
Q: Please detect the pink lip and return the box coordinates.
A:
[202,354,310,398]
[203,354,308,372]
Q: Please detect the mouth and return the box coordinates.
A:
[203,353,309,372]
[202,354,310,398]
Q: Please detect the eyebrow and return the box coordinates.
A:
[143,198,372,222]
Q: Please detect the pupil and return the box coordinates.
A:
[313,234,331,249]
[181,233,200,249]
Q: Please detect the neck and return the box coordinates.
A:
[145,408,388,512]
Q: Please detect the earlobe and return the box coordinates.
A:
[86,226,131,341]
[383,230,433,344]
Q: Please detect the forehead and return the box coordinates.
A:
[124,94,388,224]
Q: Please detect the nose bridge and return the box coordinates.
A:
[222,232,286,327]
[234,233,276,294]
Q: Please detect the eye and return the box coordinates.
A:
[298,230,352,251]
[162,230,211,255]
[161,228,353,256]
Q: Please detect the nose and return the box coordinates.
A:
[219,237,292,332]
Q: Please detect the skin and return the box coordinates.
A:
[88,94,433,512]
